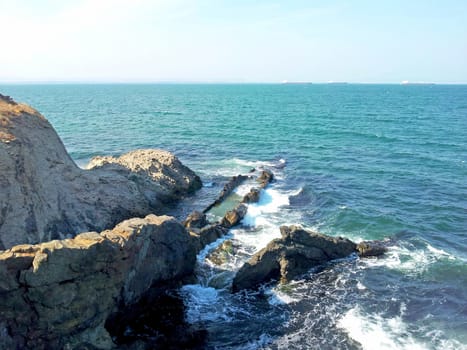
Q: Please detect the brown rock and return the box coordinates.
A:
[356,240,388,257]
[221,204,248,228]
[0,96,201,249]
[257,169,274,188]
[242,188,261,203]
[232,225,356,291]
[183,211,208,229]
[0,214,196,349]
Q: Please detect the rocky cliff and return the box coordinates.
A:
[0,214,197,349]
[0,94,201,249]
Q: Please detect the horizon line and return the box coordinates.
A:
[1,80,467,85]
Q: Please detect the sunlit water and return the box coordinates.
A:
[1,84,466,349]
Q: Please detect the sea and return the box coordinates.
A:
[1,83,466,349]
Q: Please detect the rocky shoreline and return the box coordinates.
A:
[0,94,387,349]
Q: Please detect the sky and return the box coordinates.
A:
[0,0,466,83]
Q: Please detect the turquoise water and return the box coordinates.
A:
[1,84,466,349]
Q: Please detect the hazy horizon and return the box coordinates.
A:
[1,0,466,84]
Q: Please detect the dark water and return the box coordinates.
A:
[1,84,466,349]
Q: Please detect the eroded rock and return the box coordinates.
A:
[0,96,201,249]
[0,214,196,349]
[232,225,356,291]
[220,203,248,228]
[183,211,208,230]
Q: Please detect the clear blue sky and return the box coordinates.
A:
[1,0,466,83]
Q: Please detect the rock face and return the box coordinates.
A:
[0,214,196,349]
[0,95,201,249]
[232,225,357,292]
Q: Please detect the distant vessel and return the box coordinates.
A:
[281,80,312,85]
[401,80,435,85]
[327,81,348,85]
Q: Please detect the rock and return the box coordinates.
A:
[0,96,201,249]
[203,174,248,213]
[257,169,274,188]
[183,211,208,229]
[198,224,229,248]
[87,149,202,201]
[232,225,356,291]
[207,240,238,265]
[356,240,388,257]
[242,188,261,203]
[0,214,196,349]
[188,224,229,252]
[220,203,248,228]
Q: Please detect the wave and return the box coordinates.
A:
[337,305,426,350]
[362,241,461,274]
[337,305,467,350]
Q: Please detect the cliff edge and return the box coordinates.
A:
[0,94,201,249]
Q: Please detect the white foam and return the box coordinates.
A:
[180,284,230,323]
[234,183,255,197]
[426,244,456,260]
[337,306,426,350]
[242,188,290,227]
[356,281,367,290]
[362,243,461,273]
[266,286,299,305]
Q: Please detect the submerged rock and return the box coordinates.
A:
[356,240,389,257]
[232,225,356,292]
[203,174,249,213]
[0,214,196,349]
[0,96,201,249]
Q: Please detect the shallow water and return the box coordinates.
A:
[1,83,466,349]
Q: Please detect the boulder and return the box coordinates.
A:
[257,169,274,188]
[0,214,196,349]
[183,211,208,229]
[356,240,388,257]
[220,203,248,228]
[188,224,229,252]
[0,95,201,249]
[232,225,356,291]
[242,188,261,204]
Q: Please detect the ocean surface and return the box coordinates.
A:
[1,83,466,349]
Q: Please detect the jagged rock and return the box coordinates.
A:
[221,204,248,228]
[0,214,196,349]
[232,225,356,291]
[203,174,248,213]
[257,169,274,188]
[206,239,252,267]
[242,188,261,203]
[188,224,229,252]
[356,240,388,257]
[183,211,208,229]
[0,96,201,249]
[207,240,238,265]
